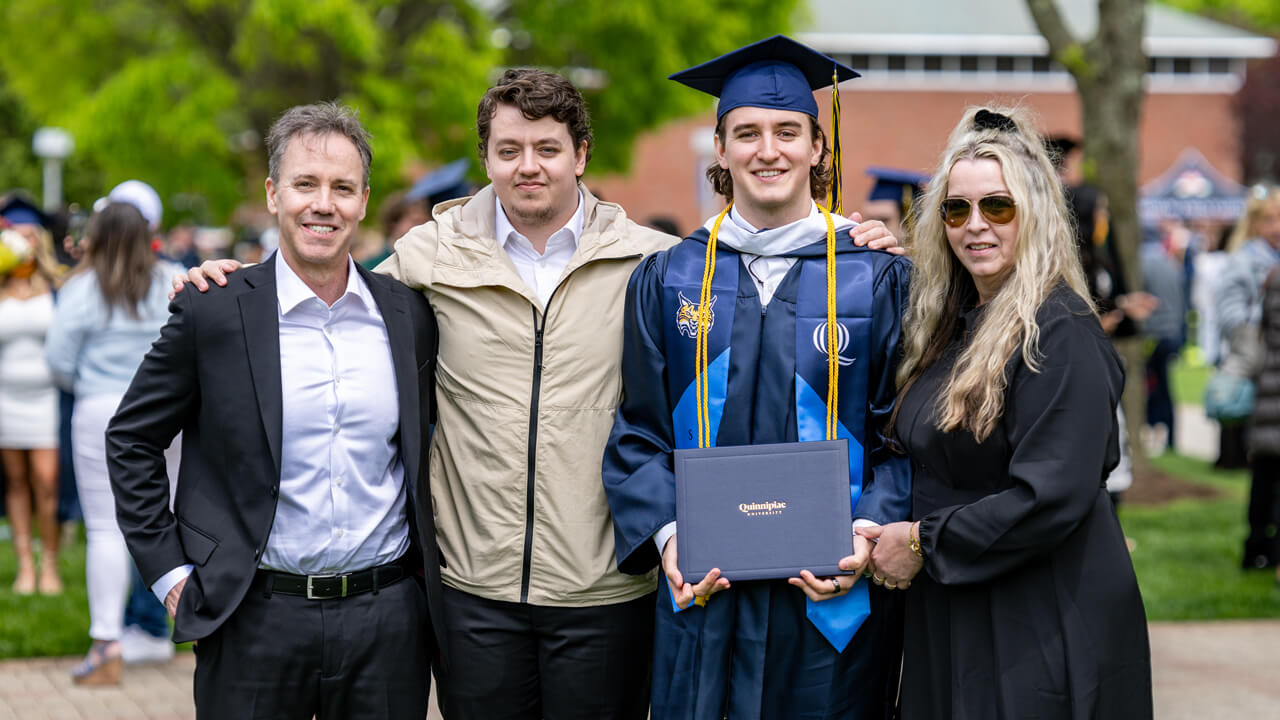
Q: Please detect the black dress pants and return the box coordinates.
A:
[439,586,655,720]
[193,575,431,719]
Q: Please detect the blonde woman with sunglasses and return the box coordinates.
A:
[858,106,1152,718]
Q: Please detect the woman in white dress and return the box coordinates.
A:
[0,218,64,596]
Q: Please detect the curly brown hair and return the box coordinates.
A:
[477,69,594,164]
[705,114,832,204]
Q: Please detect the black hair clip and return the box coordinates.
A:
[974,109,1017,133]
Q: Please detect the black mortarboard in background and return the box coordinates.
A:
[866,166,928,217]
[407,158,472,206]
[0,194,51,229]
[1045,136,1079,171]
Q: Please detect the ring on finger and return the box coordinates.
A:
[873,575,885,585]
[829,578,840,594]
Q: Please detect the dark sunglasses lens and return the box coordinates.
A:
[941,199,971,227]
[978,196,1016,224]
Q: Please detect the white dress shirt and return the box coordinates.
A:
[496,190,584,307]
[152,253,410,601]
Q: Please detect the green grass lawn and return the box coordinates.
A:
[1122,454,1280,620]
[0,524,92,658]
[1170,353,1211,406]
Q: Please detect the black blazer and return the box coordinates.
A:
[107,255,444,657]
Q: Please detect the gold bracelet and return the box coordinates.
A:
[908,522,923,558]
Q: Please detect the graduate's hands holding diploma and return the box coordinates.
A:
[662,534,729,609]
[791,532,870,602]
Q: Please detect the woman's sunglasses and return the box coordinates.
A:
[940,195,1017,228]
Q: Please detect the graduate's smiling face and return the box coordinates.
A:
[484,103,587,238]
[715,105,822,228]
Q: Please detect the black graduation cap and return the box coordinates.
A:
[669,35,859,120]
[866,167,927,208]
[1045,136,1079,171]
[406,158,472,204]
[670,35,860,213]
[0,195,51,229]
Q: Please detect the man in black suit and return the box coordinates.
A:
[107,102,443,719]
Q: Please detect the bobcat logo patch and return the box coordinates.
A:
[676,291,717,339]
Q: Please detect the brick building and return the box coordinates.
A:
[587,0,1276,235]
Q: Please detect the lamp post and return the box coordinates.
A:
[32,127,74,212]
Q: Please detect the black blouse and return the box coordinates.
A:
[892,284,1152,719]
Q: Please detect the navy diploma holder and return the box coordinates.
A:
[674,439,855,582]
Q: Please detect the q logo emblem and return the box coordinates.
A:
[812,321,855,367]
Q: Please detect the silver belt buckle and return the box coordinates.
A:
[306,573,348,600]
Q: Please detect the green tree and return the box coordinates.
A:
[1158,0,1280,183]
[497,0,802,171]
[0,84,105,212]
[1158,0,1280,32]
[0,0,799,223]
[1025,0,1150,472]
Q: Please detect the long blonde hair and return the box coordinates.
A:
[1226,185,1280,253]
[897,105,1092,442]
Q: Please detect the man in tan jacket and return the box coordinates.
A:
[381,70,672,718]
[182,69,899,719]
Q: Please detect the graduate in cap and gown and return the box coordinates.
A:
[862,167,927,243]
[601,35,910,719]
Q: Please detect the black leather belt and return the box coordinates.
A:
[253,558,410,600]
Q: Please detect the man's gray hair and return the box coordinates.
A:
[266,101,373,188]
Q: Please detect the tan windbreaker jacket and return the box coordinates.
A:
[377,184,677,606]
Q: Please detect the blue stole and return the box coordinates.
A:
[659,238,875,652]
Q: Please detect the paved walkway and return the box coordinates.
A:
[1174,402,1218,461]
[2,620,1277,718]
[0,654,442,719]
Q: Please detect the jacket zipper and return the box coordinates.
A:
[520,303,549,603]
[515,251,642,603]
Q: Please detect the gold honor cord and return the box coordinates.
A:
[694,205,840,448]
[821,206,839,440]
[696,206,733,448]
[826,66,843,217]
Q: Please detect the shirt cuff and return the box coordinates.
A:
[653,522,678,555]
[852,518,880,534]
[151,565,194,604]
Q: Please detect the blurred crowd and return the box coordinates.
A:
[1061,166,1280,580]
[0,182,193,677]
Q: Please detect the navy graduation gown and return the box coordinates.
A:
[602,228,911,720]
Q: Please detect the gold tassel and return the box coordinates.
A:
[826,66,843,217]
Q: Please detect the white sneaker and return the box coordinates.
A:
[120,625,175,665]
